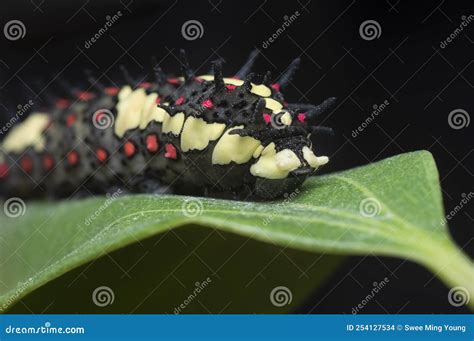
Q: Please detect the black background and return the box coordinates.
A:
[0,0,473,313]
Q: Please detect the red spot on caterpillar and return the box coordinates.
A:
[66,113,77,127]
[297,113,306,123]
[263,113,271,124]
[20,156,33,173]
[230,76,240,79]
[77,91,95,101]
[96,148,108,163]
[146,134,159,153]
[271,83,281,92]
[164,144,177,159]
[105,87,120,96]
[124,141,136,157]
[42,155,54,171]
[202,99,214,109]
[155,97,161,105]
[175,96,185,106]
[0,163,9,179]
[67,151,79,166]
[139,82,152,89]
[56,98,70,109]
[225,84,237,91]
[167,78,180,85]
[195,78,204,83]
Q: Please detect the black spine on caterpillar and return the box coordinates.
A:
[0,50,335,200]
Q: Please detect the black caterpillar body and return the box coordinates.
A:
[0,50,335,200]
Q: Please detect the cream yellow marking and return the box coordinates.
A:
[250,84,271,97]
[118,85,132,101]
[181,117,226,152]
[115,87,147,137]
[253,145,264,158]
[115,86,174,136]
[264,98,283,112]
[280,111,292,125]
[162,112,185,135]
[139,93,168,129]
[250,143,301,179]
[2,113,49,153]
[212,125,261,165]
[196,75,244,86]
[302,146,329,168]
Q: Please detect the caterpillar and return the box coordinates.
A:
[0,50,335,200]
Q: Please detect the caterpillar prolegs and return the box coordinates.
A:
[0,50,335,200]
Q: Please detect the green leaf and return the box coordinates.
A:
[1,150,473,312]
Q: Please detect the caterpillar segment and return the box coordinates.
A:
[0,50,335,199]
